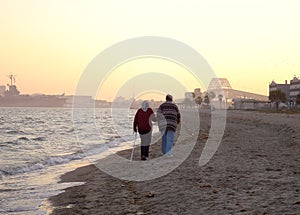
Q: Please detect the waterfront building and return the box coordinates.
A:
[269,80,290,102]
[184,92,194,101]
[289,76,300,103]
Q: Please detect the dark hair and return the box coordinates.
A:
[166,94,173,101]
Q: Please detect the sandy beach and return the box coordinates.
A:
[49,110,300,214]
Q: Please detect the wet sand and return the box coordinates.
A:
[49,110,300,214]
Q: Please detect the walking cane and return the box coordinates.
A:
[130,132,137,162]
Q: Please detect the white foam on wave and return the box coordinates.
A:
[0,134,135,177]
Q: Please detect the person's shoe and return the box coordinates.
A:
[141,156,147,161]
[166,153,173,157]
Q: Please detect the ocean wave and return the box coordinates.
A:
[6,130,25,135]
[32,137,46,141]
[35,120,45,124]
[67,128,75,133]
[1,141,19,145]
[18,137,30,141]
[0,146,103,176]
[0,188,15,192]
[0,163,45,176]
[0,134,132,176]
[45,153,84,166]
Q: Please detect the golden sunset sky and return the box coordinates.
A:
[0,0,299,101]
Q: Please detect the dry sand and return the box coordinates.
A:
[49,110,300,214]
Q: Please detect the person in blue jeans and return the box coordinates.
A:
[157,94,181,155]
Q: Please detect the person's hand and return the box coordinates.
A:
[133,131,137,138]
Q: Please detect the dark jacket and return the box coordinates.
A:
[133,108,156,134]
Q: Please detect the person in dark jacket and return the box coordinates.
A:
[133,100,156,160]
[157,94,180,156]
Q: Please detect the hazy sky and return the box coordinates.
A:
[0,0,299,101]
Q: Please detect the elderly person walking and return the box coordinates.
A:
[133,100,156,160]
[157,94,181,156]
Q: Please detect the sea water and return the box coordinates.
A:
[0,107,142,214]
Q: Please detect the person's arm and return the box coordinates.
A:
[176,107,181,124]
[149,108,157,122]
[133,110,139,132]
[156,105,163,121]
[156,106,163,131]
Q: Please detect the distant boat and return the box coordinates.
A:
[0,75,67,107]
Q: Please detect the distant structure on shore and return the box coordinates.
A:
[0,75,162,108]
[181,76,300,110]
[182,78,269,109]
[207,78,268,104]
[269,76,300,104]
[0,75,67,107]
[4,75,299,110]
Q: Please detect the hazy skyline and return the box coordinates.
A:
[1,0,299,101]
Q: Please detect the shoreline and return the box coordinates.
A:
[49,110,300,214]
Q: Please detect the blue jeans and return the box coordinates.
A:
[161,130,175,155]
